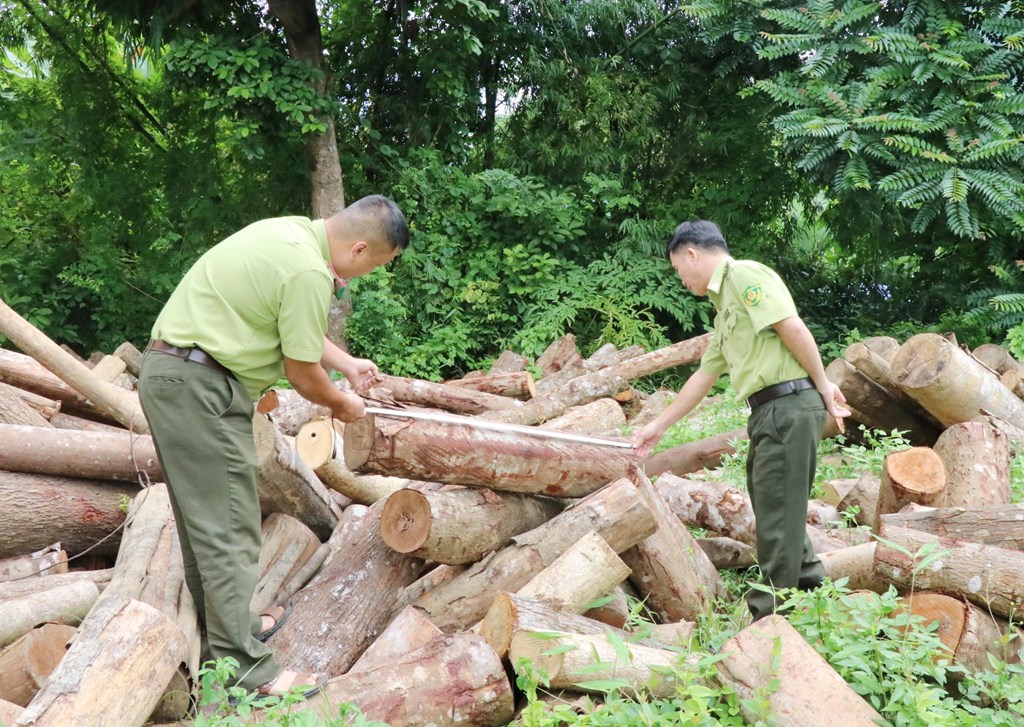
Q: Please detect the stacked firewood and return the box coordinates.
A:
[1,288,1022,726]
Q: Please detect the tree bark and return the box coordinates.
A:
[879,504,1024,550]
[0,624,76,707]
[398,563,466,610]
[445,371,536,400]
[13,594,187,727]
[0,424,160,482]
[267,499,427,675]
[411,478,656,632]
[517,531,630,613]
[697,537,757,569]
[627,389,675,428]
[536,333,580,377]
[0,581,98,649]
[375,374,524,415]
[256,387,332,437]
[892,333,1024,429]
[861,335,902,363]
[844,342,942,428]
[489,350,528,374]
[717,615,882,726]
[0,349,116,424]
[90,355,126,383]
[834,472,880,528]
[0,570,111,602]
[875,447,947,529]
[251,513,322,615]
[0,698,22,725]
[8,387,60,422]
[582,585,631,628]
[0,545,67,583]
[0,472,133,559]
[112,342,143,378]
[252,413,341,540]
[380,487,563,565]
[0,383,52,428]
[343,410,635,497]
[542,398,625,433]
[644,428,744,478]
[874,525,1024,619]
[1001,368,1024,399]
[972,343,1019,376]
[818,542,887,592]
[534,345,643,397]
[971,414,1024,453]
[933,422,1011,508]
[48,413,126,434]
[349,606,441,673]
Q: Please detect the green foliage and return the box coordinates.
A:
[963,260,1024,358]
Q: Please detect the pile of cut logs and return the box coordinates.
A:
[0,292,1022,727]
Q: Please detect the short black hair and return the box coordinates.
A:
[346,195,410,251]
[665,220,729,260]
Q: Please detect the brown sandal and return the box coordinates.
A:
[256,669,326,699]
[255,602,292,642]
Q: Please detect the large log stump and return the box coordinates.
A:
[892,333,1024,428]
[874,446,946,529]
[879,504,1024,550]
[13,594,187,727]
[932,422,1011,508]
[0,424,160,482]
[380,487,563,565]
[344,410,634,497]
[0,624,76,707]
[717,615,882,726]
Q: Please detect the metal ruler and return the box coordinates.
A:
[364,405,635,449]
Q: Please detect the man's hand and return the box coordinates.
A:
[341,357,379,393]
[331,391,366,422]
[821,381,852,420]
[632,422,667,459]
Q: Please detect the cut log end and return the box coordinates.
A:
[295,419,339,469]
[479,592,516,657]
[380,489,433,554]
[256,389,280,415]
[899,592,965,658]
[509,630,564,681]
[887,447,946,496]
[342,412,375,471]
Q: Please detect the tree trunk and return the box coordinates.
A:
[892,333,1024,428]
[267,499,426,675]
[875,447,947,529]
[13,594,187,727]
[627,389,675,428]
[933,422,1011,508]
[488,350,528,374]
[0,349,116,424]
[0,581,98,649]
[879,504,1024,550]
[1001,368,1024,399]
[411,478,656,632]
[644,428,744,478]
[343,410,635,497]
[380,487,563,565]
[252,413,341,539]
[0,698,22,725]
[0,472,133,559]
[582,585,631,628]
[90,355,126,384]
[818,542,887,592]
[375,374,524,415]
[256,388,333,437]
[971,414,1024,453]
[862,335,902,363]
[398,563,466,610]
[0,424,160,482]
[973,343,1019,376]
[542,398,625,433]
[0,624,76,707]
[0,545,67,583]
[0,383,52,428]
[536,333,580,377]
[622,471,720,622]
[348,606,441,673]
[534,345,644,397]
[0,300,147,433]
[697,537,757,569]
[0,570,111,602]
[9,388,60,422]
[844,342,942,427]
[49,413,126,434]
[251,513,322,615]
[517,531,630,613]
[444,371,536,400]
[835,472,880,528]
[874,525,1024,619]
[112,342,143,378]
[717,615,882,726]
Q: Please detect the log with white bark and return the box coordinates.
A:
[971,414,1024,454]
[0,545,67,583]
[295,632,513,727]
[343,410,634,497]
[0,570,111,602]
[933,422,1011,508]
[517,531,631,613]
[643,428,745,478]
[542,398,626,433]
[0,349,114,424]
[891,333,1024,429]
[1001,368,1024,399]
[875,447,947,529]
[0,299,148,433]
[90,355,126,383]
[445,371,536,400]
[862,335,902,363]
[0,424,160,482]
[267,498,427,675]
[251,513,322,615]
[112,341,144,378]
[879,504,1024,550]
[13,594,188,727]
[0,624,76,707]
[0,581,98,649]
[534,345,644,397]
[9,388,60,422]
[972,343,1020,376]
[0,472,134,558]
[398,563,466,610]
[818,542,887,593]
[489,350,529,374]
[510,630,685,698]
[0,383,52,428]
[252,413,341,540]
[697,537,757,569]
[716,615,883,726]
[380,487,564,565]
[375,374,523,415]
[622,471,721,622]
[412,478,656,632]
[349,606,442,673]
[874,525,1024,619]
[536,333,580,377]
[48,413,126,434]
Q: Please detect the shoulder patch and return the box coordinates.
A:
[741,284,763,307]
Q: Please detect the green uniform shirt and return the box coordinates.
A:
[698,257,807,401]
[151,216,333,400]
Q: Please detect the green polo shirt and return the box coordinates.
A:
[698,257,808,401]
[151,217,334,400]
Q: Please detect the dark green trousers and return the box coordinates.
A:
[139,351,281,690]
[745,387,827,620]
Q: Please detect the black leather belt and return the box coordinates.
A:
[746,377,815,409]
[145,339,233,378]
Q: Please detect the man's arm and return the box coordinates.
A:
[772,316,851,420]
[631,368,719,458]
[283,356,365,422]
[320,336,379,392]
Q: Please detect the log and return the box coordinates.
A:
[0,472,133,558]
[297,632,513,727]
[343,410,634,497]
[48,413,126,434]
[971,414,1024,454]
[933,422,1011,508]
[1001,368,1024,399]
[874,525,1024,619]
[821,478,857,507]
[875,447,947,528]
[9,388,60,421]
[398,563,466,610]
[252,412,341,540]
[582,585,631,629]
[0,698,22,725]
[509,630,684,698]
[973,343,1019,376]
[0,349,113,423]
[0,624,76,707]
[534,345,644,397]
[444,371,536,400]
[251,513,322,615]
[892,333,1024,429]
[376,374,523,415]
[879,504,1024,550]
[536,333,580,377]
[412,478,656,632]
[818,542,887,593]
[380,487,564,565]
[518,531,631,612]
[0,299,147,433]
[0,545,67,583]
[349,606,442,673]
[622,471,721,622]
[825,358,941,444]
[0,424,160,482]
[294,418,424,505]
[256,387,332,437]
[267,498,427,676]
[542,398,626,433]
[697,537,757,569]
[845,342,942,427]
[0,570,111,601]
[90,355,126,383]
[836,472,881,528]
[112,341,144,378]
[862,335,902,363]
[717,615,882,726]
[643,428,744,478]
[489,350,529,374]
[0,581,98,649]
[0,383,52,428]
[627,389,675,428]
[13,594,188,727]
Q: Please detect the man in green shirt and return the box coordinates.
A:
[633,220,850,621]
[139,195,409,698]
